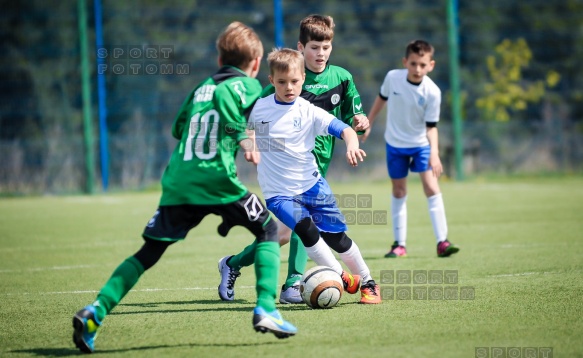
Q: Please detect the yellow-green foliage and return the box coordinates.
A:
[476,38,560,121]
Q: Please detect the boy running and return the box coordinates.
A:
[253,48,380,304]
[219,14,369,304]
[71,22,296,354]
[364,40,460,258]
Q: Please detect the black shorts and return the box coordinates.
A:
[142,192,271,242]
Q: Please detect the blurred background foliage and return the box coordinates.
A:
[1,0,582,194]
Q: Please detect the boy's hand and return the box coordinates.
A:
[244,150,260,165]
[429,152,442,177]
[352,114,370,132]
[361,126,372,143]
[346,146,366,167]
[240,137,260,165]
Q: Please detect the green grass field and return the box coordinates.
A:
[1,177,582,357]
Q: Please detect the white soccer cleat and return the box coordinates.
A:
[218,256,240,301]
[279,281,303,304]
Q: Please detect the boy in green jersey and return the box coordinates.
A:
[218,15,369,304]
[72,22,296,354]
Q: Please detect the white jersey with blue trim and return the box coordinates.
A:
[380,69,441,148]
[250,95,336,199]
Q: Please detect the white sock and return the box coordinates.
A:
[391,195,407,246]
[339,241,372,282]
[428,193,448,243]
[304,237,343,275]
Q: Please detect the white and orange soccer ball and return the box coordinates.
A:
[299,266,343,309]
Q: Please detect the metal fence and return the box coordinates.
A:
[1,0,582,195]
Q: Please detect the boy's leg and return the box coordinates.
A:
[73,239,171,353]
[419,170,459,257]
[321,232,381,304]
[225,240,257,270]
[250,215,297,337]
[385,143,411,257]
[254,240,279,311]
[283,231,307,289]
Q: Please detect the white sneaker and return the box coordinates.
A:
[279,281,303,304]
[218,256,240,301]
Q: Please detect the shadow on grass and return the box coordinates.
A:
[11,341,285,356]
[110,299,266,315]
[119,299,252,307]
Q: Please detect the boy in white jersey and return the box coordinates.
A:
[364,40,459,258]
[249,48,381,304]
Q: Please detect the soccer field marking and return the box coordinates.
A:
[488,271,560,278]
[0,264,99,273]
[2,285,255,296]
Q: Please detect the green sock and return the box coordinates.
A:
[92,256,145,322]
[255,241,279,312]
[227,240,257,270]
[284,231,307,289]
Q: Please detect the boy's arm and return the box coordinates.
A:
[341,126,366,167]
[239,129,260,165]
[326,117,365,167]
[426,126,442,177]
[362,95,387,143]
[171,89,196,139]
[352,113,369,132]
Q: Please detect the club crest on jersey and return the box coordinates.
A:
[331,94,340,105]
[244,194,264,221]
[293,117,302,130]
[418,96,426,106]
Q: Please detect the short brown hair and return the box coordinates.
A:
[298,14,335,45]
[267,48,304,76]
[405,40,435,59]
[216,21,263,68]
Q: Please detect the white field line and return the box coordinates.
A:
[3,285,255,296]
[0,264,98,273]
[488,271,560,278]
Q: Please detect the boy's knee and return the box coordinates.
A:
[133,239,173,270]
[293,217,320,247]
[321,232,353,253]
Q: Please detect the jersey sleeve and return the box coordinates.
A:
[171,88,196,139]
[340,76,364,125]
[312,103,337,136]
[423,86,441,124]
[379,71,391,100]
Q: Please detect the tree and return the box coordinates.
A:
[475,38,560,122]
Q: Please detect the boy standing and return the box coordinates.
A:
[71,22,296,353]
[364,40,460,258]
[219,14,369,304]
[252,48,380,304]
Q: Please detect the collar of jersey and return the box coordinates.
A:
[274,96,295,106]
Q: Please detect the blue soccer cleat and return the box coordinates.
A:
[72,305,101,353]
[252,306,297,339]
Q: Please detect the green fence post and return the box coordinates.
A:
[447,0,464,180]
[78,0,95,193]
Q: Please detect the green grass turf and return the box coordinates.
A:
[1,177,582,357]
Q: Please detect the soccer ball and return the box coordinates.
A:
[299,266,343,309]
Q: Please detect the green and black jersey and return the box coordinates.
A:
[262,64,364,176]
[159,66,262,206]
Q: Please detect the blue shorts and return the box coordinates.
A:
[386,143,431,179]
[266,178,347,233]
